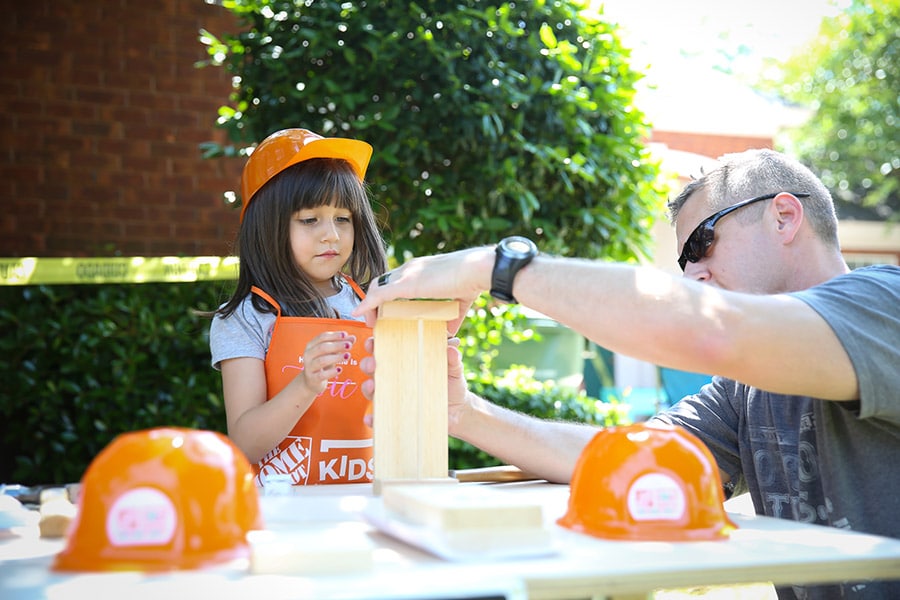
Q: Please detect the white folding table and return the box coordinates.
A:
[2,481,899,600]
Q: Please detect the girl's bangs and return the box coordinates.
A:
[291,162,363,212]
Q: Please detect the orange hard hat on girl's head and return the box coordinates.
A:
[558,422,736,542]
[239,128,373,222]
[53,427,263,572]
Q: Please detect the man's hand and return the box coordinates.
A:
[354,247,496,332]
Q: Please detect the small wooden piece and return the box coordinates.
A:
[39,489,77,539]
[381,483,544,531]
[373,299,458,493]
[449,465,541,483]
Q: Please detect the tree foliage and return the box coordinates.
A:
[199,0,665,260]
[760,0,899,220]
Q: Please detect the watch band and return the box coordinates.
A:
[490,236,537,303]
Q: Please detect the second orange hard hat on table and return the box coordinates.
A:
[558,422,737,542]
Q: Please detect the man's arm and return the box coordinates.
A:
[515,256,858,401]
[440,337,598,483]
[355,248,859,401]
[451,392,600,483]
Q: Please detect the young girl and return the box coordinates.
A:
[209,128,388,486]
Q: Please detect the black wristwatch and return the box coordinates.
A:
[490,236,538,303]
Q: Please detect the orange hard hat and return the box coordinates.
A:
[239,128,373,222]
[558,422,736,542]
[53,427,263,572]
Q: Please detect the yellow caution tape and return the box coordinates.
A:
[0,256,240,286]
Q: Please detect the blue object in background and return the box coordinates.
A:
[658,367,713,405]
[602,386,667,422]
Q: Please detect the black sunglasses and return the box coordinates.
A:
[678,192,811,271]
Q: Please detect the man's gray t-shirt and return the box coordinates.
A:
[653,265,900,600]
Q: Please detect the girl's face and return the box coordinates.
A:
[289,202,354,295]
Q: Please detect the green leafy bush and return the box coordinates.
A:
[200,0,664,261]
[0,283,228,485]
[0,283,620,484]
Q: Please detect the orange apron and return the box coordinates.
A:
[251,278,373,486]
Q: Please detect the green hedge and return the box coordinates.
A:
[0,282,229,485]
[451,367,628,470]
[0,284,622,485]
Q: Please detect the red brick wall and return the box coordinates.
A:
[0,1,781,260]
[0,0,245,257]
[650,130,774,159]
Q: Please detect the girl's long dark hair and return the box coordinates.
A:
[216,158,388,318]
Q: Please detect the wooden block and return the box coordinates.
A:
[373,299,458,492]
[378,300,459,320]
[381,483,544,531]
[39,487,68,504]
[373,477,457,498]
[248,526,373,575]
[450,465,541,483]
[39,497,77,538]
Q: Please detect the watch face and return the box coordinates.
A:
[503,237,535,257]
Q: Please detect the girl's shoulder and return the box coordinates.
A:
[215,293,276,327]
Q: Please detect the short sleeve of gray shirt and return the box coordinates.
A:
[791,265,900,424]
[652,265,900,479]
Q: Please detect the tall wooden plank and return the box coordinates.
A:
[373,300,458,493]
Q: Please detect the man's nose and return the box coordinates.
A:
[682,260,709,282]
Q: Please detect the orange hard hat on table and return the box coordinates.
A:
[53,427,263,572]
[558,422,736,542]
[239,128,373,222]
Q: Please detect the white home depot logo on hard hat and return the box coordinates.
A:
[106,487,177,547]
[627,473,686,521]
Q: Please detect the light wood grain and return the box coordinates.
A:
[381,483,544,531]
[450,465,542,483]
[373,300,458,493]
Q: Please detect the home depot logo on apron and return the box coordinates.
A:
[251,279,373,485]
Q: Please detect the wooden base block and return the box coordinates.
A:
[373,476,456,497]
[381,483,544,531]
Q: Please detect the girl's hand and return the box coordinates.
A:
[299,331,356,396]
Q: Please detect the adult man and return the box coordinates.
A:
[354,149,900,599]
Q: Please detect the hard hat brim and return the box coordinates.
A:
[239,129,373,222]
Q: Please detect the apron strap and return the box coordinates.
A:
[250,286,282,317]
[251,275,364,319]
[341,275,366,300]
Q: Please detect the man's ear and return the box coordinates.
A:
[772,192,804,242]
